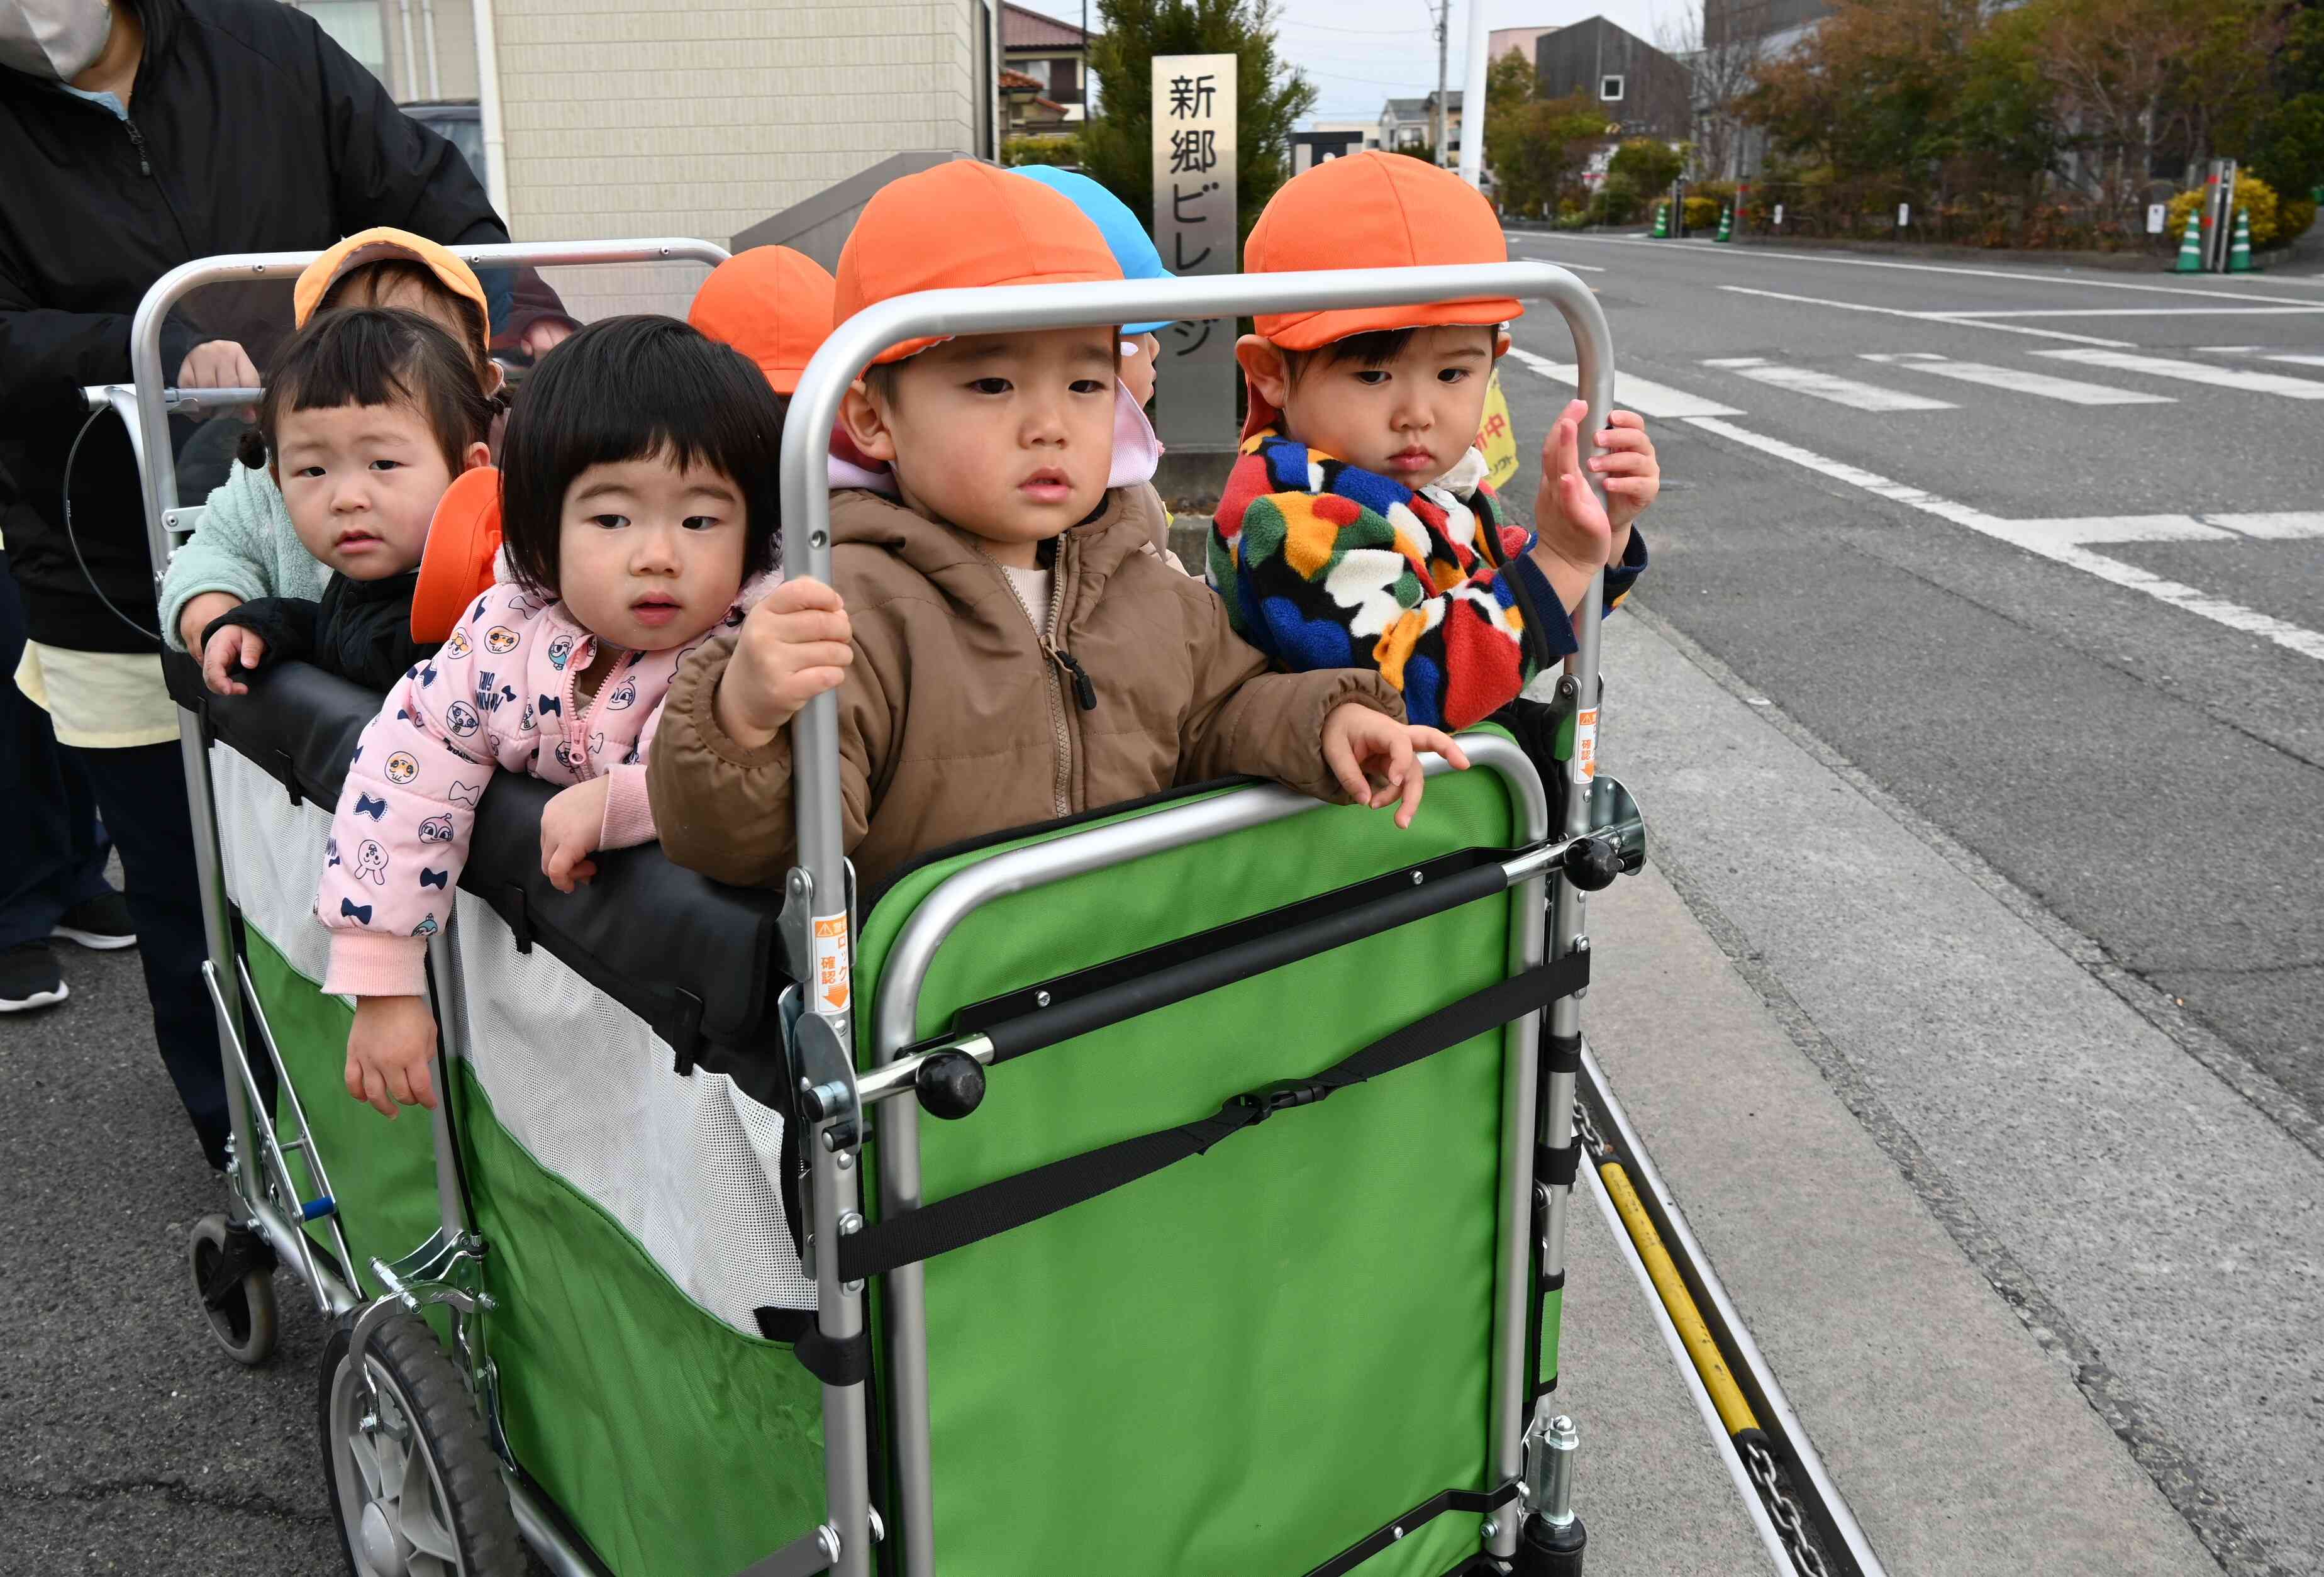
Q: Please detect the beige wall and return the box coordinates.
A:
[377,0,481,101]
[486,1,983,319]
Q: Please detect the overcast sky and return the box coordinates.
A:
[1012,1,1683,123]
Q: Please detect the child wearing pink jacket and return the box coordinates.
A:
[317,316,787,1115]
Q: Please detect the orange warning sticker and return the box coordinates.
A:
[1575,706,1599,784]
[813,914,850,1013]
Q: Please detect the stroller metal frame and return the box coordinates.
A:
[111,238,733,1577]
[777,260,1615,1577]
[116,243,1618,1577]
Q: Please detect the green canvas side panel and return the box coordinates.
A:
[450,1060,825,1577]
[243,926,439,1296]
[858,766,1531,1577]
[1539,1284,1563,1391]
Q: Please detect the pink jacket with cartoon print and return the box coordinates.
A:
[317,573,755,998]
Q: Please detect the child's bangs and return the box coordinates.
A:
[272,323,422,417]
[252,308,491,477]
[496,315,787,598]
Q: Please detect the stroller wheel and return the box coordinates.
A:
[319,1313,523,1577]
[187,1213,278,1366]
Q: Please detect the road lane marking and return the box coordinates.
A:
[2196,348,2324,368]
[1503,346,1742,417]
[1718,285,2135,347]
[2205,511,2324,539]
[2033,348,2324,399]
[1860,352,2174,406]
[1491,247,1607,271]
[1921,306,2324,318]
[1681,415,2324,662]
[1993,515,2232,543]
[1701,356,1956,410]
[1512,230,2324,303]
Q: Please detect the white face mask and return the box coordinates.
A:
[0,0,115,83]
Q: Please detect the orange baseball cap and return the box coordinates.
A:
[1245,152,1521,350]
[833,161,1124,365]
[294,228,494,344]
[688,247,837,395]
[409,465,503,644]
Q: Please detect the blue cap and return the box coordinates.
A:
[1009,166,1174,334]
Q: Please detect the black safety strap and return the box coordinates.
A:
[836,952,1587,1284]
[1301,1480,1523,1577]
[755,1307,872,1387]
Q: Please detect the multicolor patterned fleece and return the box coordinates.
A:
[1207,433,1647,730]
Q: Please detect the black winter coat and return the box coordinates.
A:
[0,0,504,652]
[205,569,435,693]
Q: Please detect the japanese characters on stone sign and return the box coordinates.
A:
[1151,53,1237,451]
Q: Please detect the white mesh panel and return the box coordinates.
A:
[450,897,815,1328]
[210,743,336,986]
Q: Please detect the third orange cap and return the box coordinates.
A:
[294,228,492,344]
[688,247,838,396]
[1244,152,1522,350]
[834,160,1124,365]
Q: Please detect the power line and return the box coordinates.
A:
[1302,65,1438,89]
[1283,19,1430,35]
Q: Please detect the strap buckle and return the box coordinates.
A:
[1233,1078,1330,1123]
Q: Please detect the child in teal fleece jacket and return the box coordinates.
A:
[163,235,505,690]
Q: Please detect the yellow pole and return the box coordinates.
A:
[1598,1159,1760,1439]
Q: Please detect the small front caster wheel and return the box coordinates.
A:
[1515,1510,1587,1576]
[320,1313,524,1577]
[188,1213,278,1366]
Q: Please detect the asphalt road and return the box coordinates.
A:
[0,935,346,1574]
[1493,231,2324,1575]
[1498,230,2324,1132]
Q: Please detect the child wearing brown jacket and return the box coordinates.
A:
[647,163,1466,894]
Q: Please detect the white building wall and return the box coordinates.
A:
[484,0,981,318]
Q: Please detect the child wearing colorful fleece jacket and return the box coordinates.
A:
[1206,152,1657,733]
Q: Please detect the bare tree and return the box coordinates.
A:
[1662,0,1768,181]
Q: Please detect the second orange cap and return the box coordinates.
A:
[688,246,838,396]
[833,160,1124,365]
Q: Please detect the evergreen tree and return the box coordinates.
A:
[1078,0,1318,251]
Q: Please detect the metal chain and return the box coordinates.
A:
[1745,1437,1833,1577]
[1577,1093,1838,1577]
[1570,1097,1608,1161]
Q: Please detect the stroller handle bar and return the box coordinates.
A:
[779,259,1615,1028]
[122,239,734,584]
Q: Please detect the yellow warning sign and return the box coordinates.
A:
[1479,369,1520,493]
[813,914,850,1013]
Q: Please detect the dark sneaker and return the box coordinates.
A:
[52,891,136,950]
[0,942,69,1013]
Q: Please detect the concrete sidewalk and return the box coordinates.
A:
[1562,605,2289,1575]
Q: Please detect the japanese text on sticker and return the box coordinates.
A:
[813,914,851,1014]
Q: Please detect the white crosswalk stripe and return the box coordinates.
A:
[2033,348,2324,399]
[2206,511,2324,539]
[1700,355,1957,411]
[1503,346,1742,417]
[2197,347,2324,369]
[1860,352,2173,406]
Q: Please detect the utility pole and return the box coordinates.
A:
[1432,0,1450,165]
[1457,0,1489,186]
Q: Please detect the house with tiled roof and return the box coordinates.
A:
[1002,2,1088,124]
